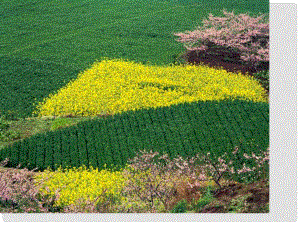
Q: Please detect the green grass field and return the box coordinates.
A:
[0,0,269,118]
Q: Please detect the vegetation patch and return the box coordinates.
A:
[50,118,78,131]
[0,0,270,214]
[0,56,80,118]
[36,166,126,208]
[0,116,89,150]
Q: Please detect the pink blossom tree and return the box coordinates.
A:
[174,10,269,69]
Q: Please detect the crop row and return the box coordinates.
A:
[0,100,269,171]
[0,56,80,118]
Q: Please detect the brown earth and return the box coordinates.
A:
[178,48,269,80]
[202,179,269,213]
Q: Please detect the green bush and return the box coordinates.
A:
[0,118,19,142]
[0,130,21,142]
[0,121,10,132]
[194,187,214,212]
[171,199,188,213]
[229,194,252,213]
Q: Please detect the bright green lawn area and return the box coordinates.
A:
[0,0,269,117]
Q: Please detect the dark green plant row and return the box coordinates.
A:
[0,56,81,118]
[0,100,269,172]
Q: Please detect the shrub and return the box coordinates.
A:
[0,120,10,132]
[229,194,252,213]
[251,70,269,92]
[0,117,22,142]
[170,187,215,213]
[171,199,188,213]
[0,130,21,142]
[122,151,179,212]
[121,148,269,212]
[193,187,214,212]
[174,10,269,71]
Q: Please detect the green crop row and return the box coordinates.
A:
[0,100,269,171]
[0,56,81,118]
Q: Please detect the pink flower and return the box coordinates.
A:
[230,167,235,174]
[243,153,251,159]
[232,147,239,155]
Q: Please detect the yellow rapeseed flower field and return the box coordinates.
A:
[36,59,268,116]
[36,166,125,207]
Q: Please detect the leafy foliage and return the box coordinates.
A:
[0,119,10,132]
[0,56,80,118]
[193,187,214,212]
[171,199,189,213]
[251,70,269,92]
[50,118,77,131]
[0,117,21,143]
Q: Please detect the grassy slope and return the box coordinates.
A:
[0,0,269,117]
[0,116,89,149]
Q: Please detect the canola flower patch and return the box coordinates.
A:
[36,59,267,117]
[35,166,125,207]
[1,100,269,171]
